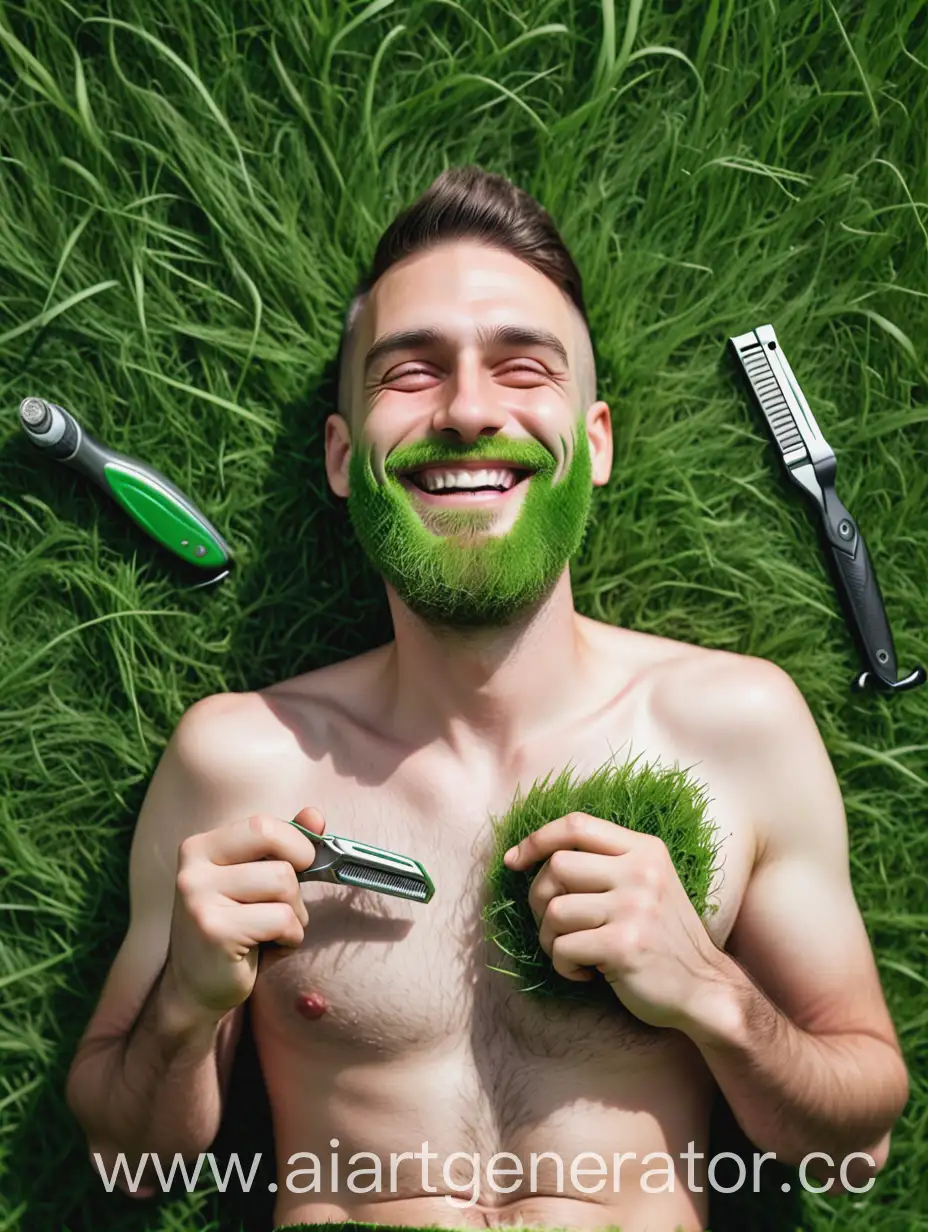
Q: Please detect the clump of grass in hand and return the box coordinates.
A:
[482,753,723,1004]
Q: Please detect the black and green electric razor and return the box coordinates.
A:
[19,396,233,588]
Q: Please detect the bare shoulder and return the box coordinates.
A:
[583,615,789,706]
[147,688,333,849]
[180,687,275,743]
[641,635,802,741]
[641,638,839,859]
[175,687,310,769]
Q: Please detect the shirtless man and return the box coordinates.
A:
[66,166,908,1232]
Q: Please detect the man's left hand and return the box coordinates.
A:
[503,812,726,1031]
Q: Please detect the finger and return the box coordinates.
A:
[550,927,610,981]
[192,814,322,871]
[527,852,621,922]
[217,861,309,924]
[538,892,611,959]
[292,806,327,834]
[505,813,639,868]
[236,901,306,949]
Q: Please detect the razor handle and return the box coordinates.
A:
[793,453,925,693]
[20,398,231,572]
[799,453,900,690]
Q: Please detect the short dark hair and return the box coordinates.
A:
[336,164,597,422]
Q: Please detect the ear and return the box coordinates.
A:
[325,414,352,498]
[585,401,613,486]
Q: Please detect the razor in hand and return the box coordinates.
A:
[729,324,925,695]
[290,821,435,904]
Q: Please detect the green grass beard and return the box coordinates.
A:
[345,424,594,629]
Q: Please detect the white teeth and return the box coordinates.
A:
[418,468,518,493]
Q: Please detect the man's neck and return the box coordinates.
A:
[378,571,594,763]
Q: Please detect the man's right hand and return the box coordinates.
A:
[165,806,325,1020]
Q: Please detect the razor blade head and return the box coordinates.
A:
[334,861,433,902]
[330,837,435,903]
[290,822,435,904]
[729,325,833,470]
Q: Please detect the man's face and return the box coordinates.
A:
[327,241,611,630]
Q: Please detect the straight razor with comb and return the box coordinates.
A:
[729,324,925,695]
[290,821,435,903]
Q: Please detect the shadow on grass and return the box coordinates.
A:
[220,351,396,688]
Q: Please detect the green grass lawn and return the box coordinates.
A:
[1,1,926,1229]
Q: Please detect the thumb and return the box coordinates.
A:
[293,805,326,835]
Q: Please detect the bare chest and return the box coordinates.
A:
[250,673,755,1064]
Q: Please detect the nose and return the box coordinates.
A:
[429,363,508,444]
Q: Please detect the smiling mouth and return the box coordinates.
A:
[396,464,536,496]
[398,475,534,504]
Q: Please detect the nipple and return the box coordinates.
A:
[296,991,328,1020]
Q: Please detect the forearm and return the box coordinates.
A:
[67,963,233,1169]
[684,953,908,1167]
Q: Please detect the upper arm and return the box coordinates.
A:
[70,692,267,1082]
[718,660,901,1052]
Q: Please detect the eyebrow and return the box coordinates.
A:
[363,324,570,380]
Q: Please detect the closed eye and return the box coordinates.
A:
[384,362,547,382]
